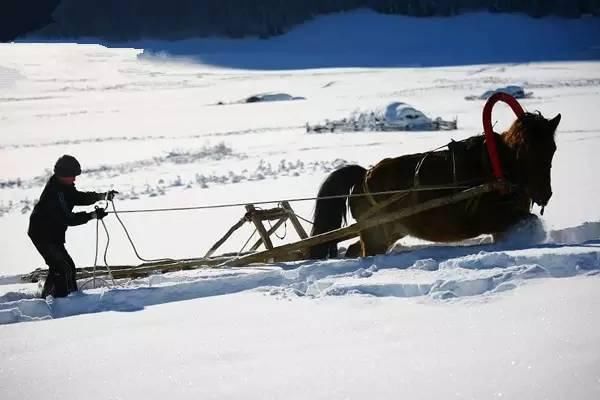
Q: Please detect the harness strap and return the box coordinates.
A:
[450,140,458,185]
[363,176,378,207]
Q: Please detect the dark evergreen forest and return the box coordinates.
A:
[21,0,600,41]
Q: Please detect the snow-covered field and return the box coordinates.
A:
[1,11,600,400]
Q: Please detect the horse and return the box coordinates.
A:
[308,105,561,259]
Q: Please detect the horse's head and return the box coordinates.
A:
[502,112,561,207]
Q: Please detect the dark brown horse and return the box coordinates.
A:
[309,110,561,259]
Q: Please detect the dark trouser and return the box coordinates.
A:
[31,240,78,298]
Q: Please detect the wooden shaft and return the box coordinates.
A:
[280,201,308,239]
[361,191,410,220]
[204,217,248,257]
[226,184,498,267]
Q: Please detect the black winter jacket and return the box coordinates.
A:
[28,176,101,243]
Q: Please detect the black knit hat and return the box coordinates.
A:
[54,155,81,177]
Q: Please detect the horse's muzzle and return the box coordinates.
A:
[533,191,552,208]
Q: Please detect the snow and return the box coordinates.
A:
[1,10,600,400]
[1,278,599,400]
[2,240,599,323]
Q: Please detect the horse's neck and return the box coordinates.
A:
[460,132,519,182]
[495,133,519,181]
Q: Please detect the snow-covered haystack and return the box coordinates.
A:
[465,85,533,101]
[306,102,457,133]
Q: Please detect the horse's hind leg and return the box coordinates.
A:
[360,226,393,256]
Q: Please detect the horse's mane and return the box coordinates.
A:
[501,111,554,150]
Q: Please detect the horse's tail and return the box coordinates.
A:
[309,164,367,259]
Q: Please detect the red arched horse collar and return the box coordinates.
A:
[482,92,525,180]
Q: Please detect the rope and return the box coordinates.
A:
[238,227,257,256]
[293,213,314,225]
[107,184,475,215]
[414,144,449,186]
[79,214,115,290]
[109,200,175,264]
[268,218,287,240]
[80,198,175,290]
[100,218,116,285]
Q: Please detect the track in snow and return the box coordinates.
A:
[1,221,599,325]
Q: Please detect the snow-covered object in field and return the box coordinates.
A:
[244,92,305,103]
[357,102,431,129]
[307,102,457,132]
[216,92,306,105]
[465,85,533,100]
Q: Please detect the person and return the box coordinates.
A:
[28,155,118,298]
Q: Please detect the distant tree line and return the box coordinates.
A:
[31,0,600,40]
[1,0,60,42]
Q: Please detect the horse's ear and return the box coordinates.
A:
[549,113,561,133]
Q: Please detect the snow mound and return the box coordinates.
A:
[357,102,432,128]
[465,85,533,100]
[307,102,456,132]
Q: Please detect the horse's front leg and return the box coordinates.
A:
[360,226,390,256]
[492,213,547,245]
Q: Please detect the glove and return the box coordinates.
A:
[98,190,119,201]
[89,208,108,220]
[106,190,119,201]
